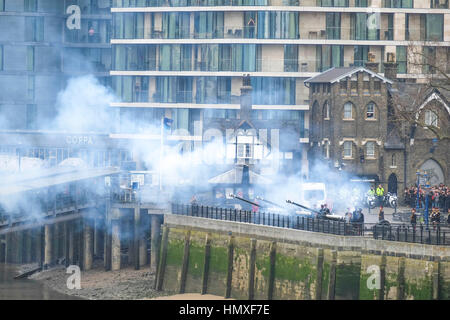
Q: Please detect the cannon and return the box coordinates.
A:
[229,194,261,208]
[286,199,344,221]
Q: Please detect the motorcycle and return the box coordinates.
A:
[366,195,377,209]
[366,192,397,209]
[386,192,397,208]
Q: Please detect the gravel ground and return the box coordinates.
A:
[28,260,174,300]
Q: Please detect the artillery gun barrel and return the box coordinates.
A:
[286,199,321,214]
[229,194,261,207]
[255,196,285,209]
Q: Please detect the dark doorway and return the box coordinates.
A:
[388,173,397,195]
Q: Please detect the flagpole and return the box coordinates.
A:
[159,116,163,191]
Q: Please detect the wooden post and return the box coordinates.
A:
[267,241,276,300]
[179,231,191,294]
[44,224,53,269]
[315,248,324,300]
[111,219,121,271]
[327,250,337,300]
[83,218,94,271]
[248,239,257,300]
[134,206,141,270]
[201,234,211,295]
[155,226,169,291]
[225,236,234,299]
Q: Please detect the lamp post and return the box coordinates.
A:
[424,175,430,228]
[415,170,421,212]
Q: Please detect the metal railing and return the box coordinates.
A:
[172,203,364,236]
[373,223,449,245]
[171,203,450,245]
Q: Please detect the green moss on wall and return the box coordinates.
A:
[335,263,361,300]
[166,238,185,267]
[405,277,433,300]
[188,241,205,278]
[255,255,271,279]
[274,253,317,283]
[209,246,228,274]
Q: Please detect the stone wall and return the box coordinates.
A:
[155,214,450,300]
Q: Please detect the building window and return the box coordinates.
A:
[343,141,352,158]
[284,45,298,72]
[353,45,369,67]
[340,80,347,94]
[374,81,381,93]
[425,110,438,127]
[324,142,330,158]
[351,13,379,41]
[350,80,358,95]
[316,45,344,72]
[0,45,3,71]
[255,12,299,39]
[25,17,44,42]
[252,77,296,105]
[366,141,375,157]
[320,0,348,6]
[384,0,413,7]
[363,80,370,94]
[391,154,396,167]
[26,104,37,130]
[430,0,448,8]
[326,13,341,40]
[422,14,444,42]
[422,47,436,74]
[396,46,407,74]
[323,102,330,119]
[27,46,34,72]
[0,0,4,11]
[27,76,35,100]
[24,0,37,12]
[343,102,353,119]
[366,102,375,119]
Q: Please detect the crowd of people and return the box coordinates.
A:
[403,184,450,212]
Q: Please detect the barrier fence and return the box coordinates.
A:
[171,203,450,245]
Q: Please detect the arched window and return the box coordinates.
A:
[366,102,376,119]
[323,101,330,119]
[391,154,396,167]
[425,110,438,127]
[343,102,354,120]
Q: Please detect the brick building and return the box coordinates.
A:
[305,63,449,197]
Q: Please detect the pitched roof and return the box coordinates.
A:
[388,83,450,113]
[304,67,393,85]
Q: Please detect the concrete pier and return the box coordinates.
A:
[83,218,94,271]
[36,226,43,268]
[111,219,121,271]
[44,224,53,268]
[134,206,141,270]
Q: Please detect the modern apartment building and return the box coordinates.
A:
[0,0,449,177]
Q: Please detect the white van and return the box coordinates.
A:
[300,182,327,209]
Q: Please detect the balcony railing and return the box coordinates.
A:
[113,26,419,42]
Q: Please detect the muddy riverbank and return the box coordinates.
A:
[27,260,172,300]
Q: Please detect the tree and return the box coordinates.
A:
[388,44,450,141]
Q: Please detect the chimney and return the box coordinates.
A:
[240,74,253,120]
[383,52,398,81]
[364,52,379,73]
